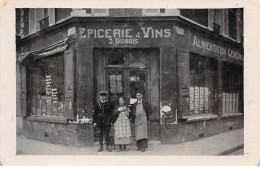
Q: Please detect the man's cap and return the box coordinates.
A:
[99,91,107,96]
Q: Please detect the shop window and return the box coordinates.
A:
[27,54,65,117]
[180,9,208,27]
[189,53,217,114]
[222,62,243,114]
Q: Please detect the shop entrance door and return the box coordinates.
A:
[94,48,160,141]
[105,68,148,107]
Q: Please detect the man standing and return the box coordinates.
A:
[129,92,153,152]
[93,91,114,152]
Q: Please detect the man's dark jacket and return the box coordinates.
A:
[129,100,153,124]
[92,101,114,127]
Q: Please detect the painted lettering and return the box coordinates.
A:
[87,29,93,38]
[192,36,242,61]
[125,29,133,38]
[79,28,86,38]
[97,29,104,38]
[202,40,207,49]
[108,38,113,44]
[155,29,163,38]
[105,29,112,38]
[113,29,120,38]
[141,27,152,38]
[193,36,198,46]
[164,29,171,38]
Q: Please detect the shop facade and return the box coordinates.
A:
[17,16,243,146]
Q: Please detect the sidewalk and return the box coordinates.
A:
[16,128,243,155]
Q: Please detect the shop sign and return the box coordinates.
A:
[78,27,171,45]
[192,36,243,61]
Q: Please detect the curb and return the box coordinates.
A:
[217,144,244,155]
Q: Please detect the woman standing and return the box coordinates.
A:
[113,97,132,151]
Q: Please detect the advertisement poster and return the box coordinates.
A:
[189,87,195,112]
[204,87,209,112]
[199,87,204,111]
[194,87,199,114]
[109,75,117,93]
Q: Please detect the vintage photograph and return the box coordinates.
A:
[16,8,244,155]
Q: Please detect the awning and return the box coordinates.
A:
[18,37,72,63]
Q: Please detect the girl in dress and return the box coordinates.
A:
[113,97,132,151]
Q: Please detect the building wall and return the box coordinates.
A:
[23,120,94,146]
[161,115,243,144]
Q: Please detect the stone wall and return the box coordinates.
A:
[23,120,94,146]
[161,116,243,144]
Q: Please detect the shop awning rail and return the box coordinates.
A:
[17,37,75,63]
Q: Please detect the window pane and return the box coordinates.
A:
[28,54,65,117]
[107,49,125,65]
[129,69,146,99]
[128,49,147,66]
[55,8,72,22]
[107,69,124,104]
[180,9,208,27]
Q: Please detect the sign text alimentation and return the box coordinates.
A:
[192,36,243,61]
[78,27,171,44]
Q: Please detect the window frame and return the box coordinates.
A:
[189,53,218,115]
[26,53,66,119]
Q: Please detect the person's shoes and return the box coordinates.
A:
[106,147,112,152]
[136,148,141,151]
[118,148,122,152]
[141,147,145,152]
[97,147,103,152]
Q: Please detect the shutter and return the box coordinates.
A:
[236,9,241,43]
[208,9,214,30]
[36,8,44,31]
[177,49,190,118]
[29,8,36,34]
[48,8,55,26]
[23,9,29,36]
[64,48,74,119]
[21,65,27,116]
[223,9,229,36]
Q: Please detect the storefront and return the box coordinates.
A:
[17,17,243,146]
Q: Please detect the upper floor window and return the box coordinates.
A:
[228,9,237,40]
[180,9,208,27]
[39,8,49,30]
[55,8,72,23]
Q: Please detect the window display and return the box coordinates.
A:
[222,62,243,114]
[189,53,217,114]
[27,54,64,117]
